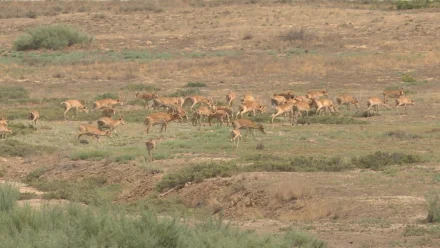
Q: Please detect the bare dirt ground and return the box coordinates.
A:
[1,1,440,247]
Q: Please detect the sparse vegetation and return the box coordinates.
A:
[0,140,55,157]
[14,25,92,51]
[384,130,422,140]
[426,193,440,223]
[185,82,207,87]
[0,86,29,103]
[122,83,159,92]
[401,73,417,83]
[395,0,440,10]
[280,26,314,43]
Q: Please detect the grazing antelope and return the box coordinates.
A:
[93,95,124,111]
[28,111,40,125]
[152,97,181,110]
[184,95,213,111]
[310,99,336,115]
[274,91,295,100]
[292,102,311,125]
[395,96,415,113]
[383,88,404,103]
[271,95,287,107]
[168,106,188,123]
[192,106,212,126]
[236,101,266,118]
[101,107,117,118]
[134,92,159,109]
[146,139,156,161]
[226,91,236,107]
[232,119,265,140]
[97,117,125,135]
[336,94,360,111]
[78,124,112,146]
[367,97,390,115]
[144,112,181,134]
[208,110,230,127]
[230,129,242,147]
[0,125,12,139]
[271,102,295,124]
[61,100,89,120]
[241,94,255,103]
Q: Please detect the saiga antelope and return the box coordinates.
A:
[184,95,213,111]
[241,95,255,103]
[146,139,156,161]
[144,112,181,134]
[383,88,404,103]
[226,91,236,107]
[28,111,40,125]
[310,99,336,115]
[306,84,329,100]
[336,94,360,111]
[271,95,287,107]
[232,119,266,140]
[152,97,181,110]
[78,124,112,146]
[134,92,159,109]
[236,101,266,118]
[97,117,125,135]
[0,117,8,127]
[271,102,295,124]
[61,100,89,120]
[230,129,242,147]
[101,107,116,118]
[395,96,415,113]
[192,106,212,126]
[292,102,311,125]
[93,95,124,111]
[274,91,295,100]
[367,97,390,115]
[208,110,230,127]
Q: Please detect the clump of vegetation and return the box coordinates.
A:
[395,0,440,10]
[352,151,421,171]
[0,86,29,103]
[0,140,55,157]
[24,167,47,183]
[14,24,92,51]
[156,163,239,192]
[8,122,37,137]
[70,149,110,161]
[280,26,314,43]
[185,82,207,87]
[426,193,440,223]
[168,88,200,97]
[122,83,159,92]
[0,183,19,212]
[385,131,422,140]
[401,73,416,83]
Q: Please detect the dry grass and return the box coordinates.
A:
[270,181,312,202]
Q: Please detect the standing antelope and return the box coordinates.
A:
[292,102,311,125]
[383,88,404,103]
[144,112,181,134]
[78,124,112,146]
[0,125,12,139]
[230,129,242,147]
[101,107,117,118]
[146,139,156,161]
[191,106,212,126]
[236,101,266,118]
[232,119,266,140]
[336,94,360,111]
[213,105,234,119]
[184,95,213,111]
[310,99,336,115]
[367,97,390,115]
[28,111,40,125]
[294,96,312,104]
[395,96,415,113]
[61,100,89,120]
[271,102,295,124]
[97,117,125,135]
[168,106,188,123]
[93,96,124,111]
[226,91,236,107]
[208,110,230,127]
[134,92,159,109]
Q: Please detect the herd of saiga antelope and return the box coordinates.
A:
[0,86,415,159]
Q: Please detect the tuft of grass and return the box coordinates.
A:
[94,92,119,101]
[24,167,47,183]
[0,86,29,103]
[401,73,416,83]
[14,24,92,51]
[8,122,37,137]
[280,26,314,43]
[395,0,440,10]
[70,149,110,161]
[185,82,207,87]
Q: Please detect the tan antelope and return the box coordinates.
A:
[294,96,312,104]
[78,124,112,146]
[292,102,311,125]
[241,94,255,103]
[271,95,287,107]
[168,105,188,123]
[271,102,296,124]
[146,139,156,161]
[226,91,237,107]
[367,97,390,115]
[310,98,336,115]
[236,101,266,118]
[336,94,360,111]
[97,117,125,136]
[274,91,295,100]
[61,100,89,120]
[0,117,8,127]
[28,111,40,125]
[230,129,242,147]
[306,84,329,100]
[134,92,159,109]
[184,95,213,111]
[383,88,404,103]
[212,105,234,119]
[93,95,124,111]
[208,110,230,127]
[101,107,117,118]
[152,97,181,110]
[144,112,181,134]
[395,96,415,113]
[192,106,212,126]
[0,125,12,139]
[232,119,266,140]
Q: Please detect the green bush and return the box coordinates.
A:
[25,168,47,183]
[401,73,416,83]
[14,24,92,51]
[0,86,29,103]
[352,151,421,171]
[395,0,439,10]
[94,92,119,101]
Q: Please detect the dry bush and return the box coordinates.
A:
[280,27,315,43]
[270,181,312,203]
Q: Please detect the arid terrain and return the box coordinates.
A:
[0,1,440,247]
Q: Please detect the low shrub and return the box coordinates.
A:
[70,149,110,161]
[24,167,47,183]
[384,131,422,140]
[401,73,416,83]
[352,151,421,171]
[94,92,119,101]
[14,24,92,51]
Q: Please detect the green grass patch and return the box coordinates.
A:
[70,149,110,161]
[0,86,29,103]
[14,24,92,51]
[352,151,422,171]
[94,92,119,101]
[24,167,47,183]
[185,82,207,87]
[0,183,20,212]
[8,122,37,136]
[395,0,440,10]
[401,73,417,83]
[0,139,55,157]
